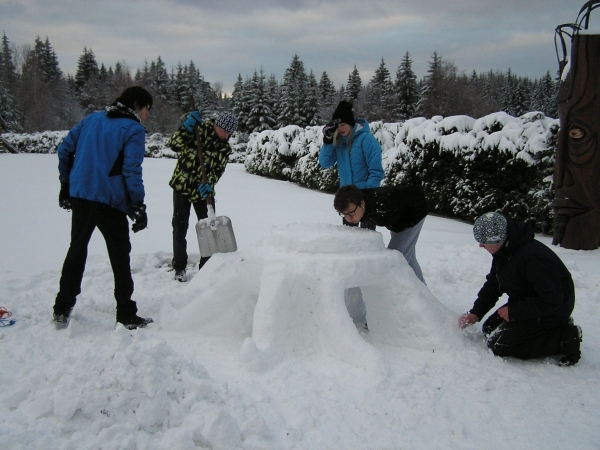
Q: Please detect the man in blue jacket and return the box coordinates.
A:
[53,86,154,330]
[459,212,583,366]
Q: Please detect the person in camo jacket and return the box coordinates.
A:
[168,110,237,282]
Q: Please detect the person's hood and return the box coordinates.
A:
[352,118,372,138]
[502,219,535,255]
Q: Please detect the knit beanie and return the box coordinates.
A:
[332,101,355,126]
[214,111,238,134]
[473,212,507,244]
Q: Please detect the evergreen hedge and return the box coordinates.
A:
[244,112,559,233]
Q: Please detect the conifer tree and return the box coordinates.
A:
[246,68,274,132]
[305,70,322,126]
[416,51,443,117]
[231,73,250,133]
[367,58,394,121]
[346,65,362,101]
[277,54,308,128]
[395,51,418,120]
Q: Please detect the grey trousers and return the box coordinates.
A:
[388,217,426,284]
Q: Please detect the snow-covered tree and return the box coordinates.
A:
[277,54,308,128]
[395,52,418,120]
[346,65,362,101]
[246,68,275,132]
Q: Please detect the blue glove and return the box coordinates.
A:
[183,111,202,133]
[197,183,213,199]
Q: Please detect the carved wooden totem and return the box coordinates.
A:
[553,31,600,250]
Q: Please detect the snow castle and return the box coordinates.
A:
[161,224,459,378]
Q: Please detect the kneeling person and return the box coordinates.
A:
[459,212,582,366]
[334,184,428,283]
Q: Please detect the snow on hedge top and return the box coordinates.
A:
[245,112,558,168]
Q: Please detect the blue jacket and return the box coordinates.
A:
[58,110,146,215]
[319,118,384,188]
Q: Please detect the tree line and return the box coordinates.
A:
[0,32,559,136]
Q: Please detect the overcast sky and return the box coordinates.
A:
[0,0,583,93]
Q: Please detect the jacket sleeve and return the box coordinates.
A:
[121,124,146,206]
[319,143,337,169]
[168,125,194,153]
[508,254,569,321]
[57,121,83,182]
[362,135,384,188]
[470,269,502,320]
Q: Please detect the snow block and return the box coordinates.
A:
[161,224,459,378]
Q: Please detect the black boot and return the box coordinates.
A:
[558,324,582,366]
[117,314,154,330]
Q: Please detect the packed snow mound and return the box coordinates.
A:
[161,224,461,378]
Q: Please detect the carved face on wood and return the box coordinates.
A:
[553,33,600,250]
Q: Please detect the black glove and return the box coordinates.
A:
[131,203,148,233]
[59,182,71,210]
[322,122,337,145]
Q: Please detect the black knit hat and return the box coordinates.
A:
[332,101,355,126]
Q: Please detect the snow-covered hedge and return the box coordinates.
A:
[2,131,247,163]
[2,112,558,232]
[244,112,559,233]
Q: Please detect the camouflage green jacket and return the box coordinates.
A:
[168,120,232,203]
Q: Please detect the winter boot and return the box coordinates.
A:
[558,324,582,366]
[117,315,154,330]
[174,269,187,282]
[53,308,73,329]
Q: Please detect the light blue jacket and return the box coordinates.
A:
[58,111,146,215]
[318,118,384,188]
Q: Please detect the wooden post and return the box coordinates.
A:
[553,4,600,250]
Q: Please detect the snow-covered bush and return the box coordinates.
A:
[244,112,559,233]
[3,112,558,232]
[2,130,247,162]
[2,131,69,154]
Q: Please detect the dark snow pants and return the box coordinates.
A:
[171,190,213,271]
[54,198,137,319]
[483,311,571,360]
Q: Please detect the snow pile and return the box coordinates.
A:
[162,224,459,379]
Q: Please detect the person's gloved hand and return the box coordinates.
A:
[322,122,337,145]
[183,111,202,133]
[59,181,71,210]
[131,203,148,233]
[197,183,213,199]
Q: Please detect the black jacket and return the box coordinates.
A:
[360,186,428,233]
[470,219,575,324]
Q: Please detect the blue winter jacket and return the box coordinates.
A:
[57,111,146,215]
[318,118,384,188]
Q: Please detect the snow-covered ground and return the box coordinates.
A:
[0,154,599,449]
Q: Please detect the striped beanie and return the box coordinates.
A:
[215,111,238,134]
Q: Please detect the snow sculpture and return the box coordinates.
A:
[161,224,458,379]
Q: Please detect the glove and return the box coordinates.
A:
[183,111,202,133]
[322,122,337,145]
[59,181,71,210]
[131,203,148,233]
[197,183,213,199]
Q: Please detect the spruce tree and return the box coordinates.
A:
[346,65,362,101]
[368,58,394,121]
[246,68,274,132]
[395,52,418,120]
[305,70,322,126]
[277,54,308,128]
